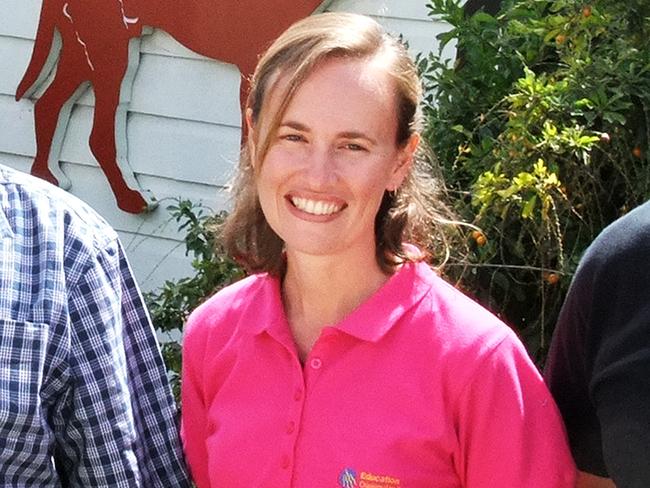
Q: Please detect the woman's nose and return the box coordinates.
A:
[302,146,337,188]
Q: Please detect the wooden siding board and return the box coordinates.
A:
[376,16,457,61]
[0,153,33,173]
[0,154,201,293]
[127,113,239,185]
[0,96,36,158]
[0,0,40,40]
[128,53,242,126]
[117,230,195,292]
[328,1,454,59]
[66,53,242,126]
[9,51,243,127]
[0,37,33,96]
[140,29,214,61]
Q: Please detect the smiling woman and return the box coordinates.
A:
[223,12,439,277]
[180,12,577,488]
[254,55,417,274]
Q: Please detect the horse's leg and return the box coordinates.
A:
[31,42,87,188]
[88,40,155,214]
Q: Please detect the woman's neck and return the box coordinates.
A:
[282,250,390,361]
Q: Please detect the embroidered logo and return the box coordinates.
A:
[359,471,401,487]
[338,467,401,487]
[339,467,358,487]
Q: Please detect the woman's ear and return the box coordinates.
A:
[389,132,420,190]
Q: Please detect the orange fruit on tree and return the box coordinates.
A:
[545,273,560,285]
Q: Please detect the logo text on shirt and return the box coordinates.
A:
[338,467,401,488]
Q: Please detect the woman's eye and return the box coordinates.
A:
[281,133,304,142]
[344,143,367,152]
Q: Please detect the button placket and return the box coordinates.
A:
[293,387,303,402]
[278,361,306,480]
[306,330,333,375]
[309,357,322,370]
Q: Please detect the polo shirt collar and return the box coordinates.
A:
[248,273,290,340]
[249,261,434,343]
[334,261,433,342]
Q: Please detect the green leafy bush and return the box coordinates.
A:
[145,200,244,400]
[420,0,650,361]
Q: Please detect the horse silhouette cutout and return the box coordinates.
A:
[15,0,326,213]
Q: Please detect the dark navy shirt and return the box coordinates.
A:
[545,200,650,488]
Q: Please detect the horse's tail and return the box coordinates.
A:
[15,0,64,100]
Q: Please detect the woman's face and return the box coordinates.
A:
[251,56,417,262]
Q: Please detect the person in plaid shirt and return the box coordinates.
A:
[0,164,190,487]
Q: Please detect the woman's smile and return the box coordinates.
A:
[287,194,346,217]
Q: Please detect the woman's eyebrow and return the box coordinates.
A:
[279,120,309,131]
[338,131,377,145]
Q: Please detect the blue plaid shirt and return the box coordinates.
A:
[0,165,190,487]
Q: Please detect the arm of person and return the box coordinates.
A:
[591,330,650,488]
[577,471,616,488]
[115,242,192,487]
[456,332,576,488]
[53,239,189,487]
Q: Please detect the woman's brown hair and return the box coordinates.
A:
[221,12,452,275]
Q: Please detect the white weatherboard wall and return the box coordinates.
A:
[0,0,454,292]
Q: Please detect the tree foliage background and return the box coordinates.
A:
[420,0,649,362]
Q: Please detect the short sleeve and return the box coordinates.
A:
[457,333,576,487]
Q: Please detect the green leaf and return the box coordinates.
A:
[522,194,538,219]
[603,111,627,125]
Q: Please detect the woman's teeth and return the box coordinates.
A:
[291,197,341,216]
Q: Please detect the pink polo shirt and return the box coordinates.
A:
[181,261,576,487]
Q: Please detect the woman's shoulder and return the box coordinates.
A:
[413,261,513,348]
[184,272,276,341]
[412,263,540,396]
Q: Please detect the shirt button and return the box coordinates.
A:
[310,357,322,369]
[286,421,295,434]
[294,389,303,402]
[281,455,290,469]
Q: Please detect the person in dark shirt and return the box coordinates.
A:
[545,200,650,488]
